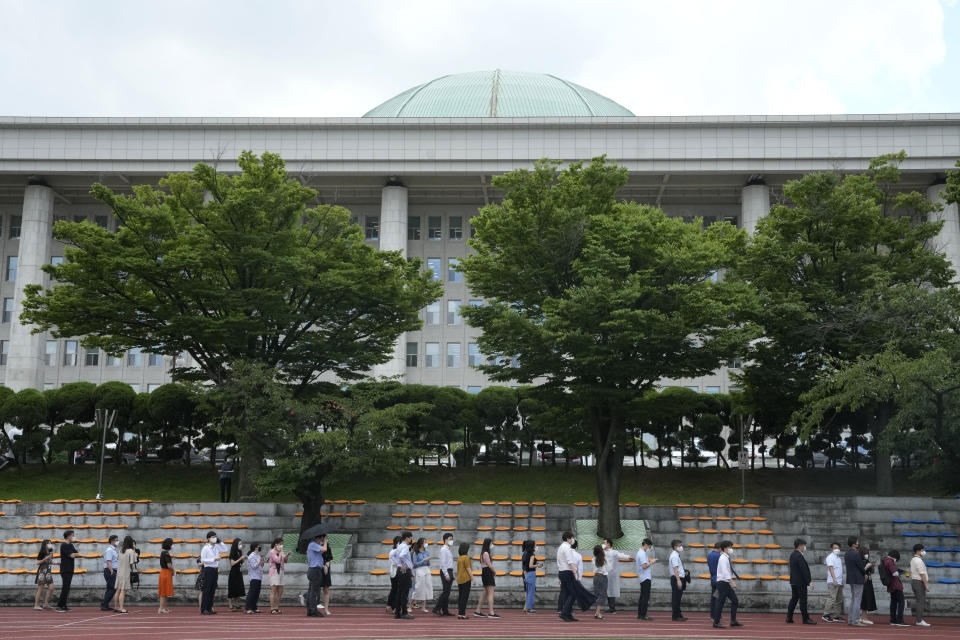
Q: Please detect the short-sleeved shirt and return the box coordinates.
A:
[825,551,843,585]
[307,541,325,569]
[60,542,77,573]
[669,550,685,578]
[103,544,118,570]
[219,461,233,480]
[160,550,172,570]
[635,547,652,582]
[910,556,927,578]
[247,551,263,581]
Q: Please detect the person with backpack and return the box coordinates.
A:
[880,549,908,626]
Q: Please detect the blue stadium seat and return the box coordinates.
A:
[928,519,945,525]
[944,562,960,568]
[938,533,958,538]
[891,519,908,524]
[910,519,927,524]
[901,532,921,537]
[928,547,949,552]
[925,561,944,568]
[953,547,960,553]
[936,577,959,584]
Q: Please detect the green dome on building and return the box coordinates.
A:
[363,70,634,117]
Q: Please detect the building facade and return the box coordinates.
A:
[1,71,959,394]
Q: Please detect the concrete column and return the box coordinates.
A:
[7,184,53,391]
[927,184,960,281]
[370,183,408,380]
[740,182,770,234]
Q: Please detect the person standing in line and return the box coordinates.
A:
[386,536,401,614]
[227,537,247,611]
[158,538,176,614]
[882,549,908,626]
[706,541,721,622]
[635,538,656,621]
[823,541,844,622]
[34,539,55,611]
[474,537,499,618]
[101,534,119,611]
[668,539,688,622]
[786,538,816,624]
[859,545,877,624]
[844,535,870,627]
[591,544,609,620]
[556,531,579,622]
[456,542,473,619]
[433,532,455,616]
[55,530,79,612]
[520,539,541,614]
[910,544,931,627]
[244,542,263,614]
[305,533,326,618]
[712,540,742,629]
[114,535,140,614]
[568,539,596,613]
[411,538,433,611]
[218,455,234,503]
[267,537,291,615]
[393,531,415,619]
[199,530,228,615]
[602,538,632,614]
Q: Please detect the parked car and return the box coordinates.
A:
[474,451,518,465]
[538,450,582,464]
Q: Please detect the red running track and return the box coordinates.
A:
[2,606,959,640]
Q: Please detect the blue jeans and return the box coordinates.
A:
[524,570,536,609]
[848,583,863,624]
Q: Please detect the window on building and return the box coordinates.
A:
[424,342,440,368]
[44,340,57,366]
[447,257,462,282]
[147,383,161,393]
[10,216,21,239]
[706,385,721,394]
[468,342,482,367]
[63,340,78,366]
[2,298,12,323]
[129,383,141,394]
[0,340,8,365]
[447,300,462,325]
[446,342,461,368]
[94,215,109,229]
[449,216,463,240]
[6,256,18,281]
[127,347,142,367]
[467,386,482,394]
[686,385,700,392]
[428,216,442,240]
[425,301,440,325]
[407,216,421,240]
[426,258,442,281]
[469,299,483,307]
[405,341,418,367]
[364,215,379,240]
[43,383,55,391]
[72,215,85,224]
[106,354,121,367]
[50,256,64,267]
[727,357,743,369]
[148,353,163,367]
[84,347,99,367]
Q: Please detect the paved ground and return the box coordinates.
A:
[2,606,959,640]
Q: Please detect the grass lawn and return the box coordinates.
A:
[2,462,945,504]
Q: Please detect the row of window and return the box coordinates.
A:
[360,215,472,242]
[40,381,163,394]
[405,341,519,370]
[2,256,65,284]
[0,340,181,368]
[0,214,113,240]
[425,257,463,282]
[422,298,483,325]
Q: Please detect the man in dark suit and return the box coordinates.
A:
[844,535,870,627]
[786,538,816,624]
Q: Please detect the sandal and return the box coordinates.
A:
[270,609,279,614]
[594,614,605,620]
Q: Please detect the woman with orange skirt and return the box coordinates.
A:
[158,538,175,614]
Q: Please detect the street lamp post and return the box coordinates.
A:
[95,408,117,500]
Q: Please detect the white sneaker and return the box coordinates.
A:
[298,593,305,607]
[861,619,874,625]
[916,620,931,627]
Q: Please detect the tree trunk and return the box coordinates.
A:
[236,448,264,502]
[591,409,625,540]
[298,490,326,546]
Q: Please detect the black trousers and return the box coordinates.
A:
[670,576,684,619]
[433,569,453,614]
[457,581,471,615]
[558,570,577,618]
[713,581,738,623]
[787,584,809,619]
[709,581,718,620]
[394,570,412,617]
[306,567,323,615]
[387,574,399,609]
[889,589,905,624]
[637,578,651,616]
[245,579,261,612]
[219,477,231,502]
[200,567,218,612]
[101,569,116,608]
[56,570,74,609]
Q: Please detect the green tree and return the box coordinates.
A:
[93,381,137,464]
[459,157,753,537]
[2,389,49,467]
[147,383,198,462]
[21,151,441,493]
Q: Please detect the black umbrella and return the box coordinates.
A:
[297,521,339,553]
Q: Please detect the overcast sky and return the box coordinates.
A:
[1,0,957,117]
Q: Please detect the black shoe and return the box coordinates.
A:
[673,616,688,622]
[201,610,215,615]
[560,615,575,622]
[55,608,68,613]
[431,610,441,616]
[731,621,744,627]
[100,607,113,612]
[786,618,794,623]
[441,612,454,616]
[306,612,319,617]
[400,614,415,620]
[605,609,617,614]
[640,615,654,621]
[714,622,725,628]
[802,619,817,625]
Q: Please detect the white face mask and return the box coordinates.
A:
[833,549,841,556]
[571,538,576,546]
[447,540,454,546]
[111,541,118,547]
[726,549,733,556]
[920,550,926,557]
[210,537,218,544]
[677,546,683,553]
[864,554,869,560]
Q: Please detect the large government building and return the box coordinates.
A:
[1,70,959,394]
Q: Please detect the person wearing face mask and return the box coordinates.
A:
[668,539,687,622]
[556,531,578,622]
[844,536,871,627]
[114,535,140,614]
[432,533,455,616]
[635,538,656,621]
[859,545,877,624]
[305,534,327,618]
[199,530,229,615]
[786,538,815,624]
[712,540,742,629]
[822,542,844,622]
[268,537,291,615]
[706,541,722,622]
[100,534,119,611]
[909,544,931,627]
[520,539,542,613]
[601,538,632,614]
[411,538,432,611]
[34,539,55,610]
[55,530,79,612]
[881,549,908,626]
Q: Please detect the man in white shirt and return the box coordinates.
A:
[910,544,931,627]
[668,539,687,622]
[635,538,656,621]
[100,534,119,611]
[199,530,229,614]
[393,532,414,619]
[556,531,579,622]
[712,540,743,629]
[823,541,844,622]
[432,532,455,616]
